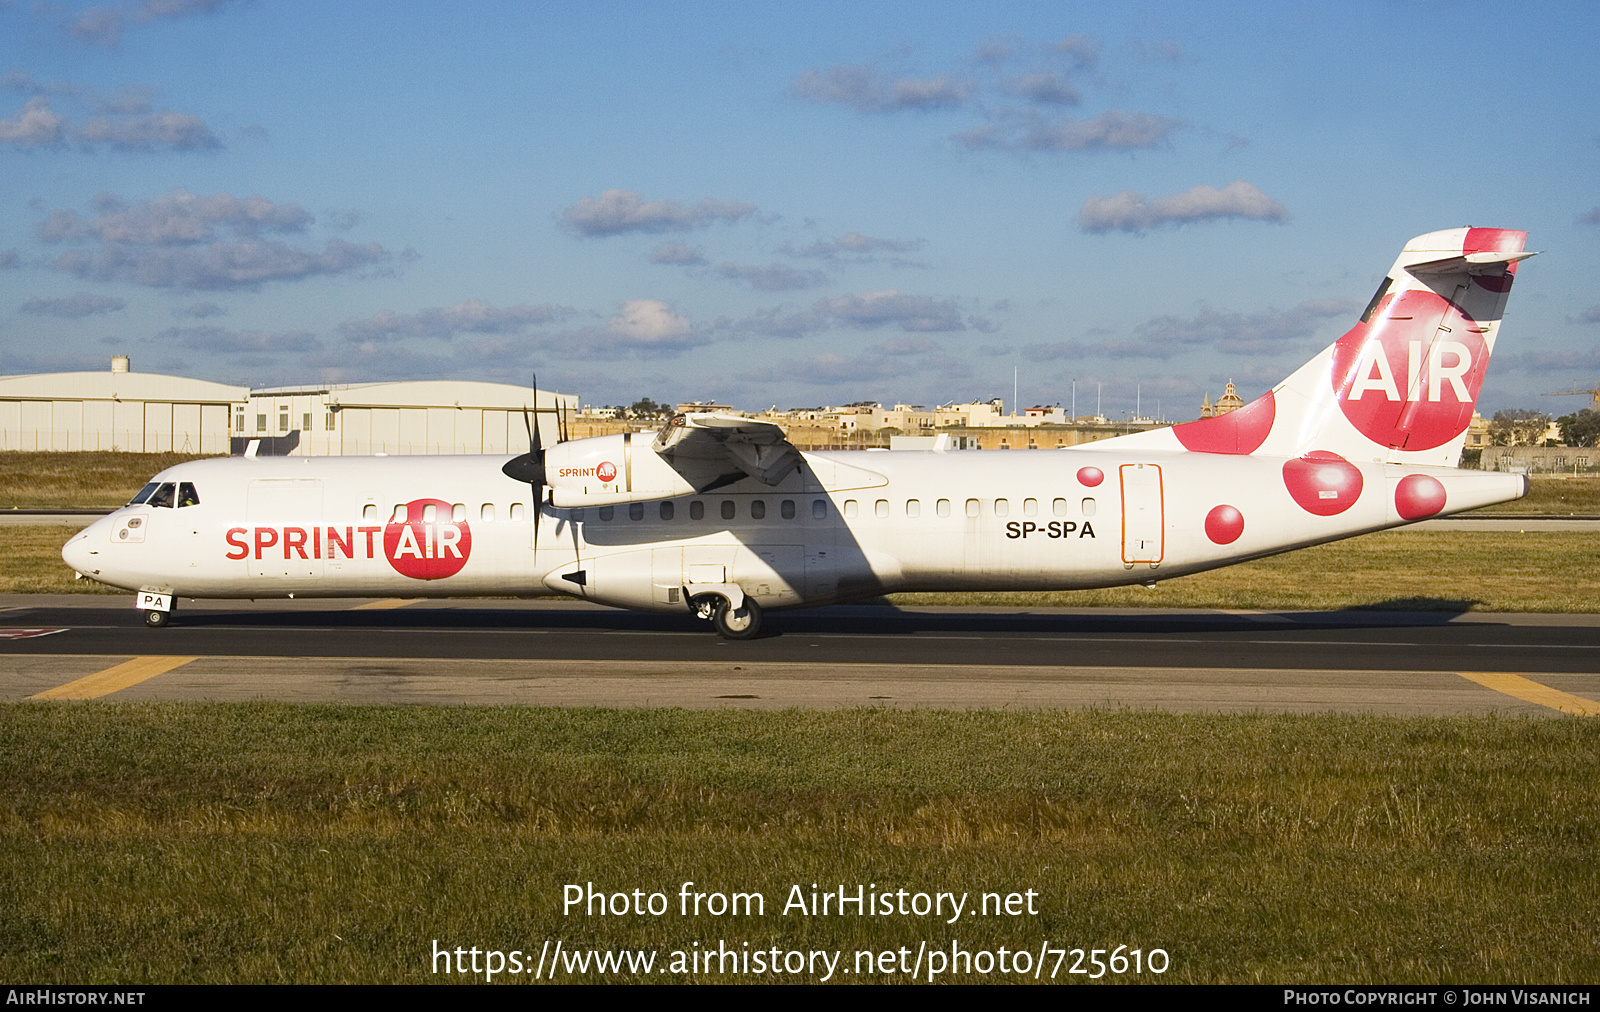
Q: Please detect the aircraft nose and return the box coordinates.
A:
[61,521,103,577]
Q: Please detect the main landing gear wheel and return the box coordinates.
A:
[711,597,763,640]
[143,609,170,628]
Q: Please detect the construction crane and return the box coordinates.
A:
[1543,385,1600,411]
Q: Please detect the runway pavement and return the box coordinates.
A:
[3,595,1597,716]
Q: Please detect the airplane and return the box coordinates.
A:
[63,227,1533,639]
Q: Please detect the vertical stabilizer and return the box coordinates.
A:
[1106,228,1533,467]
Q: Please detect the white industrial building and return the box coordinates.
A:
[0,356,245,453]
[242,380,575,456]
[0,358,576,457]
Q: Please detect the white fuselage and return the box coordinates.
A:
[62,446,1525,613]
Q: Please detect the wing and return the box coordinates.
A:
[654,412,804,489]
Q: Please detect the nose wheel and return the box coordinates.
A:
[142,608,170,628]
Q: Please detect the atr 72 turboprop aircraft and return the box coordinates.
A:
[64,228,1533,639]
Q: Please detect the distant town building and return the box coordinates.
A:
[1200,380,1245,419]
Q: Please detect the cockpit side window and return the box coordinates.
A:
[147,483,176,508]
[128,482,160,505]
[178,482,200,508]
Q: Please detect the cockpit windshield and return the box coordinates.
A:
[128,482,160,506]
[146,483,176,508]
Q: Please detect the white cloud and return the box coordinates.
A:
[786,232,922,259]
[650,242,707,265]
[1079,180,1289,233]
[0,98,69,148]
[19,292,126,317]
[607,299,691,341]
[338,299,570,343]
[69,0,235,47]
[562,189,756,236]
[816,290,966,332]
[792,65,974,112]
[954,109,1180,152]
[1003,72,1080,106]
[717,262,828,292]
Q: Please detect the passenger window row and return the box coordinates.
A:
[842,497,1097,518]
[593,498,828,522]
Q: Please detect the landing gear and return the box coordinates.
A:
[712,596,763,640]
[143,608,170,628]
[692,593,764,639]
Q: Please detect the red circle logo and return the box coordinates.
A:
[1077,466,1104,487]
[597,461,617,483]
[383,498,472,580]
[1330,289,1488,451]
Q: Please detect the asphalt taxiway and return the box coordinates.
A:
[2,595,1597,716]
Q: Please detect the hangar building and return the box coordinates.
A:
[0,356,245,453]
[241,380,577,456]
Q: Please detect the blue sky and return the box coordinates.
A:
[1,0,1595,419]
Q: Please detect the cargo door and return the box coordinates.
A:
[1119,463,1164,565]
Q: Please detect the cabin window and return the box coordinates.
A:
[994,499,1009,517]
[390,505,405,522]
[936,499,950,518]
[1082,498,1097,517]
[510,503,526,521]
[965,498,979,518]
[751,500,766,520]
[781,499,795,520]
[1023,498,1038,516]
[1053,498,1067,517]
[177,483,200,508]
[129,482,160,505]
[875,499,889,519]
[451,503,465,523]
[363,504,378,521]
[690,500,705,520]
[906,499,920,518]
[598,505,614,521]
[720,500,736,520]
[812,499,827,519]
[660,501,675,521]
[422,503,438,523]
[480,503,495,522]
[629,502,645,521]
[844,500,858,518]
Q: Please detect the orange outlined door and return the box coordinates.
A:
[1120,463,1164,565]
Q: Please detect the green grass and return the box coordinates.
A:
[2,704,1598,983]
[0,451,216,510]
[1473,476,1600,514]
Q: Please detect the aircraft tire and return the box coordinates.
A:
[143,609,170,629]
[712,596,763,640]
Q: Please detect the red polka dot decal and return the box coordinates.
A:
[1205,504,1244,544]
[1394,473,1447,520]
[1282,451,1363,516]
[1330,289,1489,451]
[1077,466,1104,487]
[1173,390,1276,454]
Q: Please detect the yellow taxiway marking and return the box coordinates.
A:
[31,655,197,701]
[1458,671,1600,716]
[351,599,419,610]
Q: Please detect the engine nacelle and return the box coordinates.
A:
[543,433,698,507]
